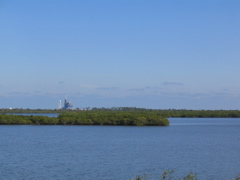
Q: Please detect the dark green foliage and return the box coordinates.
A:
[162,109,240,118]
[161,169,175,180]
[1,107,239,125]
[0,114,32,124]
[89,107,240,118]
[0,114,58,125]
[235,174,240,180]
[131,169,240,180]
[0,111,169,126]
[58,111,170,126]
[131,169,198,180]
[1,107,240,118]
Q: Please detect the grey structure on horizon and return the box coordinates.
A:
[58,98,73,109]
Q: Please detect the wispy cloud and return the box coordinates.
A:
[161,81,184,86]
[33,91,42,94]
[80,84,97,89]
[8,92,31,96]
[161,91,240,99]
[127,88,145,92]
[96,87,118,91]
[127,86,161,92]
[145,86,161,90]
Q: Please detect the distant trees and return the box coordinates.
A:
[0,111,170,126]
[88,108,240,118]
[0,108,239,125]
[157,109,240,118]
[0,114,32,124]
[58,111,170,126]
[1,107,240,118]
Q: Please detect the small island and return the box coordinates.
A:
[1,107,240,126]
[0,110,170,126]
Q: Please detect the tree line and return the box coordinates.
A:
[157,109,240,118]
[92,108,240,118]
[1,108,240,125]
[0,111,170,126]
[1,107,240,118]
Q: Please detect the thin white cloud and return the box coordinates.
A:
[127,86,161,92]
[96,87,118,91]
[161,81,184,86]
[80,84,97,89]
[8,92,31,96]
[127,88,145,92]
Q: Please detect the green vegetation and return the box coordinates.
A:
[0,114,58,125]
[0,111,169,126]
[1,107,240,118]
[1,107,239,125]
[58,111,169,126]
[158,109,240,118]
[131,169,240,180]
[91,108,240,118]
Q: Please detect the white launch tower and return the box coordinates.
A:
[58,98,73,109]
[58,100,62,109]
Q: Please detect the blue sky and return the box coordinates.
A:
[0,0,239,109]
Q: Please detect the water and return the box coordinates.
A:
[6,113,59,117]
[0,118,239,180]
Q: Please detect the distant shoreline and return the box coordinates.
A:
[0,111,170,126]
[1,108,240,118]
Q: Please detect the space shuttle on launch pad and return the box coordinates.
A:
[58,97,73,109]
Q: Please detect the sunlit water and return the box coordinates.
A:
[0,118,239,180]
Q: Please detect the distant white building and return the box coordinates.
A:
[58,98,73,109]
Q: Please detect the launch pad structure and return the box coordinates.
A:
[58,98,73,109]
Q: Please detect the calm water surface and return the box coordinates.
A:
[0,118,239,180]
[6,113,59,117]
